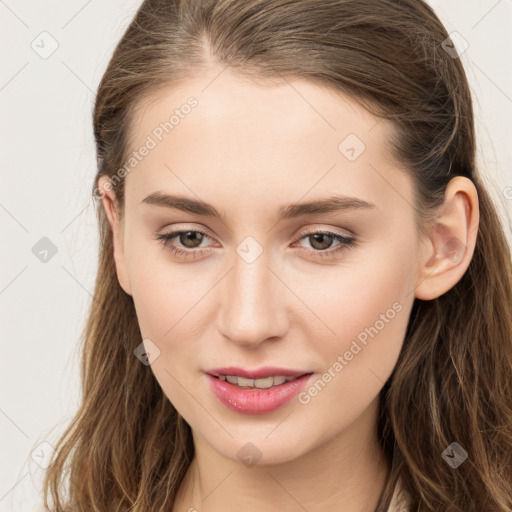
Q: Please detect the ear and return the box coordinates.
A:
[97,175,132,296]
[414,176,479,300]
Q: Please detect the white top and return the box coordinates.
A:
[387,477,412,512]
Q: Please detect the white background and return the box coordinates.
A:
[1,1,511,510]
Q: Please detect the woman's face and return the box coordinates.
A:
[102,68,425,464]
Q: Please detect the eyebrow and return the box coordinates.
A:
[141,191,376,222]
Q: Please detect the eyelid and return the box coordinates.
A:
[294,224,355,240]
[159,224,216,241]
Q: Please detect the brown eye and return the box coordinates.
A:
[308,233,335,250]
[179,231,204,248]
[156,229,212,258]
[294,230,357,259]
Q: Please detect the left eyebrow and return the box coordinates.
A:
[141,191,376,222]
[278,195,376,220]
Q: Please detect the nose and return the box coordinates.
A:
[217,249,289,348]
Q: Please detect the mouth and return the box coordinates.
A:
[207,373,313,389]
[205,371,315,414]
[205,366,314,389]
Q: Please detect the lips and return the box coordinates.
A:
[206,372,314,414]
[206,366,310,380]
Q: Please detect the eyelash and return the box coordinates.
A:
[155,228,356,260]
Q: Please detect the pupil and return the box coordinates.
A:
[181,231,202,248]
[311,233,332,250]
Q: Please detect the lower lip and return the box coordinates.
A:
[206,373,313,415]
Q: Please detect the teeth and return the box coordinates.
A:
[218,375,301,388]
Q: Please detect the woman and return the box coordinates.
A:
[42,1,512,511]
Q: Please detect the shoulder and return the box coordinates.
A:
[387,476,413,512]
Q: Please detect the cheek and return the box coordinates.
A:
[294,236,417,386]
[127,247,219,393]
[127,238,206,336]
[127,253,211,409]
[292,263,414,437]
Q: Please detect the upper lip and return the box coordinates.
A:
[206,366,312,379]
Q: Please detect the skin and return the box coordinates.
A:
[98,66,479,512]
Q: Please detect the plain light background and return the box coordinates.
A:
[1,1,511,510]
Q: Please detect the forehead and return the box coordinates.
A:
[128,69,383,152]
[122,68,412,220]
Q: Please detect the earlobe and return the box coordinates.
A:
[414,176,479,301]
[97,176,133,296]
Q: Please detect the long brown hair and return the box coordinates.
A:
[41,1,512,510]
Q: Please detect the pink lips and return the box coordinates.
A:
[205,367,313,415]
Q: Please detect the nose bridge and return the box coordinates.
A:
[218,242,287,346]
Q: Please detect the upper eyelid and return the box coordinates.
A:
[295,226,354,239]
